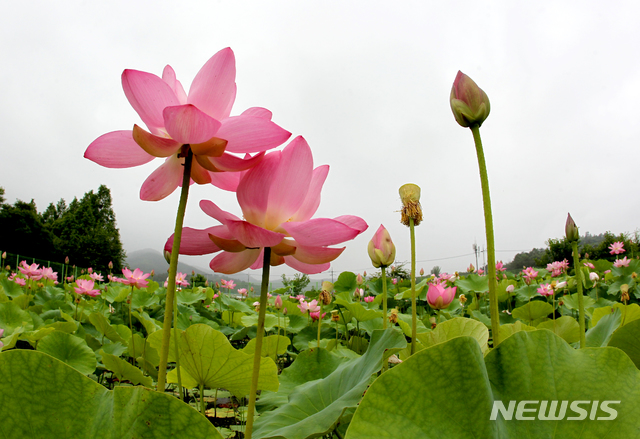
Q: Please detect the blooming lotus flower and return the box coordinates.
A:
[85,48,291,201]
[18,261,42,280]
[298,299,321,315]
[522,267,538,283]
[121,268,150,289]
[495,261,506,272]
[74,279,101,297]
[237,288,247,296]
[450,71,490,128]
[364,296,374,303]
[41,267,58,282]
[609,242,626,255]
[309,311,327,321]
[165,136,367,274]
[175,272,190,287]
[89,272,104,282]
[555,281,567,289]
[367,225,396,268]
[537,283,553,297]
[13,277,26,287]
[584,262,595,270]
[614,257,630,268]
[426,283,456,310]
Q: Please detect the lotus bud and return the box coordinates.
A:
[87,267,93,274]
[468,264,475,273]
[392,278,398,285]
[450,71,491,128]
[163,249,171,264]
[363,271,367,277]
[399,184,422,226]
[1,252,5,259]
[419,268,424,276]
[367,225,396,269]
[589,272,599,282]
[283,307,288,315]
[150,270,155,277]
[65,256,69,264]
[331,310,340,322]
[565,213,579,243]
[108,261,113,269]
[356,274,363,285]
[274,294,283,310]
[506,284,515,294]
[319,290,332,306]
[556,281,567,289]
[633,272,638,279]
[426,284,457,310]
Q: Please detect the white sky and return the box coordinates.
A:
[2,0,639,282]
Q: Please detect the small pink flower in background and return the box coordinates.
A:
[295,294,306,302]
[589,272,599,282]
[495,261,506,272]
[584,262,595,270]
[87,267,93,274]
[74,279,101,297]
[66,276,75,283]
[121,268,151,289]
[40,267,58,282]
[537,283,553,297]
[237,288,248,296]
[175,272,190,287]
[419,268,425,276]
[354,288,364,297]
[85,47,292,201]
[107,274,121,283]
[298,299,320,314]
[555,281,567,289]
[467,264,475,273]
[506,285,515,294]
[614,257,630,268]
[604,269,611,275]
[522,267,538,283]
[18,261,42,280]
[89,272,104,282]
[14,277,26,287]
[392,278,398,285]
[310,311,327,321]
[477,269,484,275]
[364,296,374,303]
[213,293,219,299]
[221,279,237,289]
[609,242,625,255]
[356,273,364,285]
[426,284,456,309]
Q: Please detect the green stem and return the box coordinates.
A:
[129,286,135,362]
[470,126,501,346]
[173,289,183,400]
[381,267,388,330]
[410,217,417,355]
[317,303,323,348]
[245,247,271,439]
[199,383,206,416]
[571,241,586,348]
[157,149,193,392]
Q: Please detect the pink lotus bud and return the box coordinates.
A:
[565,213,579,242]
[589,272,599,282]
[108,261,113,269]
[426,284,456,310]
[468,264,475,273]
[506,285,515,294]
[274,294,283,310]
[1,252,5,259]
[65,256,69,264]
[392,278,397,285]
[363,271,367,277]
[364,296,374,303]
[356,274,363,285]
[164,250,171,264]
[87,267,93,274]
[419,268,424,276]
[367,225,396,268]
[450,71,491,128]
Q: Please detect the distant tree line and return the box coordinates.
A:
[505,231,639,271]
[0,185,126,273]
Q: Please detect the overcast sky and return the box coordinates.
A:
[2,1,639,282]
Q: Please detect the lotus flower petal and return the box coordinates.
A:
[122,69,180,134]
[210,249,261,274]
[225,220,285,249]
[282,218,361,247]
[204,151,265,173]
[237,152,280,226]
[284,256,330,275]
[140,155,185,201]
[290,165,329,222]
[85,131,154,168]
[291,245,345,264]
[188,47,236,121]
[165,227,224,255]
[216,115,291,154]
[163,105,222,145]
[162,65,187,105]
[132,125,180,157]
[199,200,241,224]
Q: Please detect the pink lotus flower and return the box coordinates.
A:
[237,288,247,296]
[522,267,538,283]
[506,284,515,294]
[87,267,93,274]
[537,283,553,297]
[589,272,599,282]
[74,279,101,297]
[364,296,374,303]
[66,276,75,283]
[392,278,398,285]
[274,294,283,310]
[213,293,219,299]
[41,267,58,282]
[609,241,625,255]
[367,225,396,269]
[175,272,190,287]
[121,268,150,289]
[426,283,456,309]
[85,48,291,201]
[310,311,327,321]
[584,262,595,270]
[614,257,630,268]
[356,273,364,285]
[13,277,26,287]
[18,261,42,280]
[89,272,104,282]
[165,136,367,274]
[495,261,506,272]
[298,299,320,314]
[221,279,237,289]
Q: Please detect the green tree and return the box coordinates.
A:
[281,273,310,295]
[0,198,56,260]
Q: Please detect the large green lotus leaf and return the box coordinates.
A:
[178,324,278,397]
[281,300,305,317]
[512,300,553,323]
[561,293,596,313]
[132,310,162,335]
[243,335,291,360]
[0,301,34,335]
[131,288,160,309]
[241,313,279,330]
[89,311,126,343]
[36,330,97,375]
[498,320,536,342]
[514,285,539,301]
[536,316,580,344]
[608,318,640,368]
[0,278,24,298]
[591,303,640,328]
[417,317,489,353]
[218,293,253,313]
[333,271,357,295]
[334,299,382,322]
[455,273,489,294]
[0,349,223,438]
[346,330,640,439]
[103,283,130,303]
[257,347,351,412]
[394,278,428,300]
[147,328,183,363]
[586,308,622,347]
[292,325,335,351]
[253,328,406,439]
[176,288,206,305]
[101,350,153,388]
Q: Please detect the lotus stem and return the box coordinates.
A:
[410,217,417,355]
[157,149,193,392]
[381,267,388,330]
[245,247,271,439]
[173,290,183,399]
[470,126,501,346]
[571,241,586,348]
[317,303,323,348]
[129,285,135,363]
